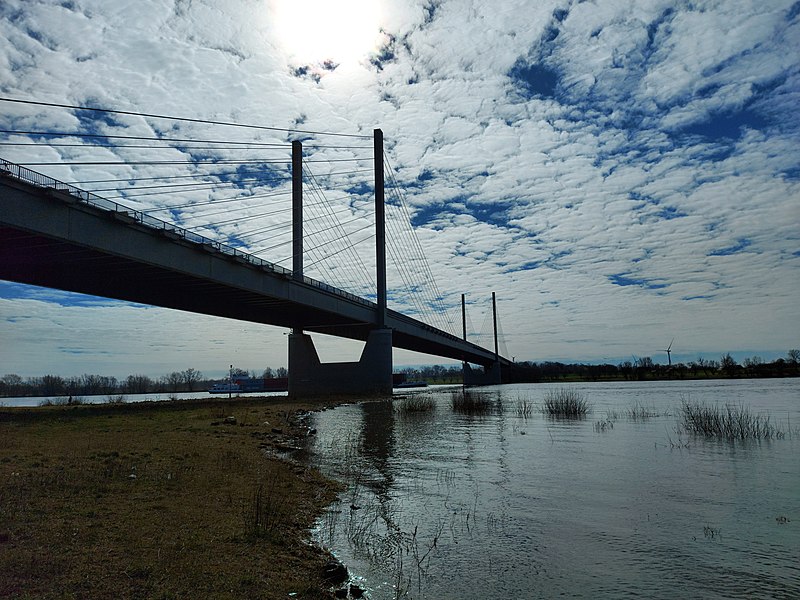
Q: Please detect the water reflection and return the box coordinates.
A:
[311,380,800,599]
[359,400,395,499]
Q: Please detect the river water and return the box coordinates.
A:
[308,379,800,599]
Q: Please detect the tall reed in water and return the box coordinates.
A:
[541,388,589,417]
[679,398,784,440]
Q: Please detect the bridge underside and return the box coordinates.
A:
[0,226,375,340]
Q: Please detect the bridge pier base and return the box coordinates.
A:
[463,362,502,386]
[288,329,393,397]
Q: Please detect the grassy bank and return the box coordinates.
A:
[0,396,345,599]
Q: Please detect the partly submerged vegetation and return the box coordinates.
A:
[396,395,436,415]
[450,389,495,415]
[626,401,662,421]
[679,398,785,440]
[542,388,590,417]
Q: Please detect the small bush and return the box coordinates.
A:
[515,397,534,418]
[626,401,659,421]
[594,418,614,432]
[450,389,493,415]
[679,398,783,440]
[396,396,436,415]
[541,388,589,417]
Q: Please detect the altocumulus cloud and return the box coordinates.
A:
[0,0,798,376]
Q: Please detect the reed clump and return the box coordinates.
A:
[626,401,660,421]
[450,389,493,415]
[679,398,784,440]
[396,395,436,415]
[515,397,534,418]
[541,388,589,417]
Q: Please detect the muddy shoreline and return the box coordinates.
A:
[0,395,356,599]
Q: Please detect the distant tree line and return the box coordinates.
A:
[507,351,800,383]
[0,364,300,398]
[2,351,797,397]
[0,368,208,398]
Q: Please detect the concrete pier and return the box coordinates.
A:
[288,328,393,397]
[463,362,502,386]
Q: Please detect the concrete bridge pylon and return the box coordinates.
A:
[287,129,394,397]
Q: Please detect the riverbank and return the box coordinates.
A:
[0,396,349,599]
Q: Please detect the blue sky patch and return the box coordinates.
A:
[608,274,668,290]
[787,1,800,21]
[0,281,132,307]
[508,59,559,99]
[345,181,373,197]
[466,201,513,227]
[679,107,768,141]
[709,238,752,256]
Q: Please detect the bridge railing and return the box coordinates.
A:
[0,158,374,308]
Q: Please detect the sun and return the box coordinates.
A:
[271,0,383,66]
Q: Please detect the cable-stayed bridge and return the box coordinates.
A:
[0,99,510,395]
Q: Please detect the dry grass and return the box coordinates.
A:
[0,396,345,599]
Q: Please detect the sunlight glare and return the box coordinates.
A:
[271,0,383,66]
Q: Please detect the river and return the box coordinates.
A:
[308,379,800,599]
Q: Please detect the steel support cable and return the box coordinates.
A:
[69,170,289,185]
[301,183,373,294]
[383,212,439,326]
[15,157,366,166]
[384,156,450,316]
[138,186,352,216]
[250,212,361,258]
[384,233,435,326]
[234,217,295,245]
[103,181,289,199]
[244,209,364,251]
[384,157,455,333]
[302,232,376,269]
[244,181,342,288]
[250,234,294,256]
[277,220,374,264]
[466,309,477,344]
[388,182,452,333]
[0,142,297,151]
[0,129,293,147]
[138,189,289,213]
[0,97,373,139]
[236,205,371,246]
[88,173,290,193]
[496,311,510,360]
[384,185,453,333]
[478,308,492,343]
[383,200,442,328]
[303,161,375,293]
[387,218,451,333]
[228,220,292,244]
[382,199,445,329]
[172,202,293,228]
[0,130,373,151]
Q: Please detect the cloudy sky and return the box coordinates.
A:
[1,0,798,379]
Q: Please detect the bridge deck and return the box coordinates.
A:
[0,163,509,367]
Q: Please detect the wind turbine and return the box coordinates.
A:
[662,338,674,367]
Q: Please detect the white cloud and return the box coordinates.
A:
[0,0,798,379]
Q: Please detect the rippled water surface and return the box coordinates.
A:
[309,379,800,599]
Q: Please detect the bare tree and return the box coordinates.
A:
[181,368,203,391]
